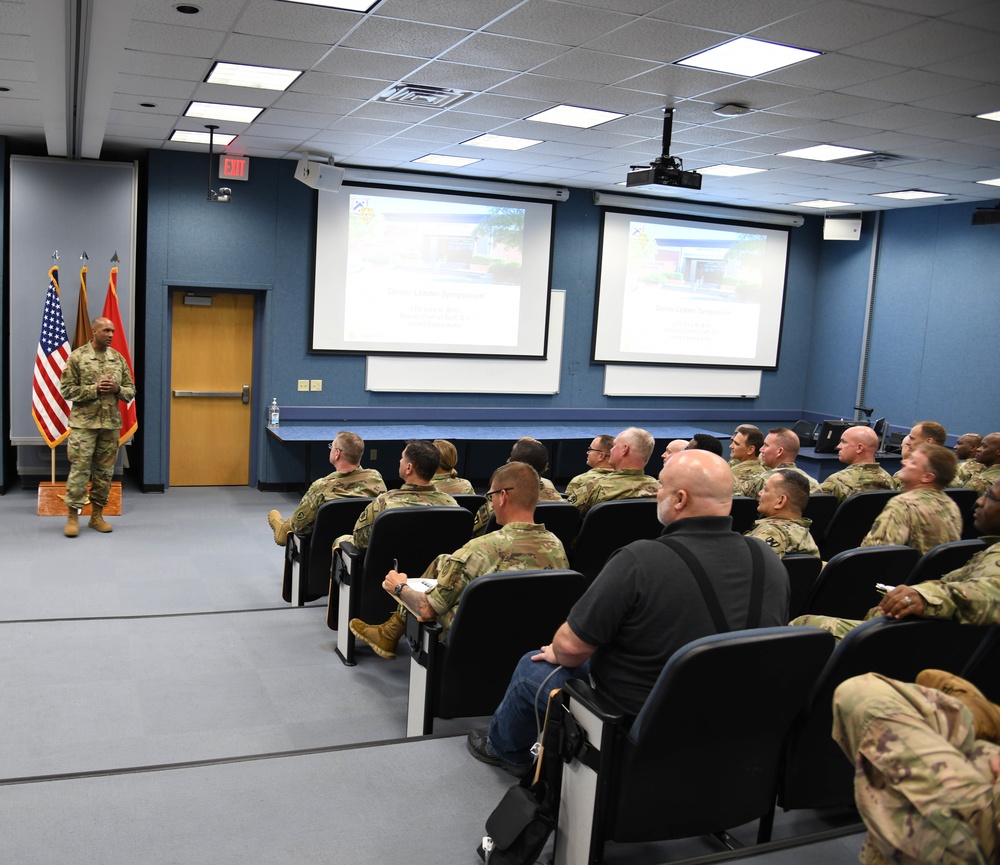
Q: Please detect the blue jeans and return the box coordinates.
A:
[486,650,590,768]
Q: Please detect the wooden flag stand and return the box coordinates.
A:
[36,447,122,517]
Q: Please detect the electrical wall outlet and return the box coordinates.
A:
[310,379,322,391]
[297,379,309,392]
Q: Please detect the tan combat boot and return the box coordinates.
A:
[348,612,406,659]
[89,505,113,533]
[267,509,290,546]
[65,506,79,538]
[916,669,1000,743]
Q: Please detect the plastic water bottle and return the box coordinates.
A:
[268,397,280,428]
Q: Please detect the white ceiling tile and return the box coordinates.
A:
[341,18,471,57]
[127,21,226,57]
[291,72,390,100]
[912,84,1000,116]
[116,74,201,100]
[313,48,426,81]
[650,0,823,34]
[234,1,361,43]
[373,0,523,30]
[752,0,922,52]
[532,48,659,85]
[840,69,971,103]
[132,0,245,30]
[217,34,330,69]
[585,19,725,64]
[407,60,515,91]
[924,48,1000,84]
[844,19,1000,67]
[773,90,893,120]
[761,52,905,91]
[119,50,210,82]
[485,1,636,47]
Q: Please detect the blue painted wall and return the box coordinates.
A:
[0,136,6,491]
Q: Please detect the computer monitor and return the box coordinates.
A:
[814,420,867,454]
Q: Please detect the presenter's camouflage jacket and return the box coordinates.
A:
[819,462,896,503]
[59,343,135,429]
[745,516,820,558]
[860,487,961,554]
[567,468,659,517]
[287,468,386,535]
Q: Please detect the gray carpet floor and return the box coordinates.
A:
[0,480,863,864]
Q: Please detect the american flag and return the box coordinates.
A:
[31,267,73,447]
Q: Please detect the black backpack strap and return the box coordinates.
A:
[659,538,729,632]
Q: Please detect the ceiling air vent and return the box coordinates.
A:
[836,152,916,168]
[375,84,475,109]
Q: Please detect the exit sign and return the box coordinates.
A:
[219,154,250,181]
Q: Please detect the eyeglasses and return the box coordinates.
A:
[484,487,513,502]
[328,443,340,451]
[585,448,607,455]
[982,488,1000,503]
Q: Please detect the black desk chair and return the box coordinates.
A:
[803,492,838,545]
[800,545,920,620]
[821,489,899,559]
[783,554,824,620]
[729,495,759,534]
[281,497,372,606]
[906,538,988,585]
[945,487,981,540]
[330,506,473,665]
[452,493,486,514]
[571,498,660,583]
[780,617,992,811]
[552,627,833,865]
[404,568,586,736]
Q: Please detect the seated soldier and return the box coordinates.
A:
[472,439,563,535]
[685,432,724,457]
[429,439,476,494]
[954,433,985,487]
[661,438,688,465]
[744,469,820,558]
[334,439,458,552]
[565,434,614,499]
[791,475,1000,640]
[567,427,659,517]
[729,424,765,494]
[891,420,947,488]
[740,427,822,499]
[819,425,895,503]
[348,461,569,659]
[266,430,385,546]
[966,432,1000,495]
[860,442,961,554]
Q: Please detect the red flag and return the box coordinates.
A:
[101,266,138,445]
[31,266,72,447]
[72,265,93,349]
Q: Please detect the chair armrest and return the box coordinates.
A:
[338,541,363,581]
[562,679,625,726]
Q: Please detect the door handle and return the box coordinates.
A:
[242,384,250,405]
[172,390,244,398]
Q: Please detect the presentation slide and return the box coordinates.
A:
[593,211,790,368]
[312,186,554,358]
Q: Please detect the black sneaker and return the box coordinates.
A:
[466,729,532,777]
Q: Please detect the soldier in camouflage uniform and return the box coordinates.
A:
[58,316,136,537]
[266,430,385,545]
[820,426,895,503]
[954,433,986,487]
[349,462,569,658]
[567,427,659,517]
[334,439,458,552]
[729,425,766,496]
[740,427,821,499]
[832,671,1000,865]
[860,443,961,554]
[790,477,1000,640]
[564,434,615,499]
[429,439,476,494]
[473,438,563,535]
[891,420,948,489]
[964,433,1000,495]
[745,469,820,558]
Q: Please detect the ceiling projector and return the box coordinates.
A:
[971,203,1000,226]
[625,107,702,191]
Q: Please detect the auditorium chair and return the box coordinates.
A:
[571,498,661,583]
[783,554,824,620]
[820,489,899,559]
[944,487,982,540]
[906,538,987,585]
[799,545,920,620]
[451,493,486,514]
[729,495,759,534]
[803,493,838,545]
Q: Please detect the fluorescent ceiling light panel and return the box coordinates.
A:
[780,144,872,161]
[677,37,819,77]
[170,130,237,145]
[206,62,301,91]
[278,0,377,9]
[792,199,854,208]
[698,164,766,177]
[976,177,1000,186]
[976,110,1000,122]
[413,154,481,167]
[462,133,541,150]
[185,101,263,123]
[526,105,624,129]
[873,190,947,200]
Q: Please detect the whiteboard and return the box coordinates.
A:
[365,290,564,394]
[604,364,761,398]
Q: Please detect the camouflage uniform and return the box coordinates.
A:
[860,487,962,555]
[745,516,820,558]
[430,473,476,495]
[833,672,1000,865]
[741,463,821,499]
[732,459,766,496]
[966,465,1000,495]
[956,458,986,487]
[472,480,563,535]
[58,342,136,510]
[287,468,386,535]
[791,537,1000,640]
[337,483,459,550]
[820,462,896,503]
[567,468,659,517]
[564,467,613,500]
[403,521,570,639]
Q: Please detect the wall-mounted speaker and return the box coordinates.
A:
[823,213,862,241]
[294,156,345,192]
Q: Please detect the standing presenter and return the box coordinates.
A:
[59,316,136,537]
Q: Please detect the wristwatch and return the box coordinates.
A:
[393,583,405,597]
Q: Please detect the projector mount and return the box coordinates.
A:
[626,108,702,190]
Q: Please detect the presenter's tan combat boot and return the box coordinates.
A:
[349,612,405,659]
[65,506,79,538]
[88,505,113,533]
[916,669,1000,743]
[267,509,290,546]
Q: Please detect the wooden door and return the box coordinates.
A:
[169,292,254,486]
